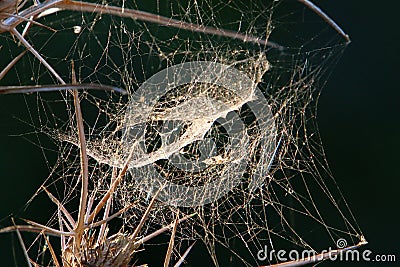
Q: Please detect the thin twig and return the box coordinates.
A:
[97,166,117,244]
[298,0,350,43]
[88,202,136,229]
[42,233,61,267]
[136,213,196,245]
[164,213,179,267]
[5,12,56,32]
[56,0,282,49]
[58,208,66,251]
[23,219,74,236]
[10,27,65,84]
[11,218,32,267]
[0,224,72,236]
[0,50,26,80]
[41,186,75,228]
[87,145,137,223]
[0,83,127,94]
[173,242,195,267]
[84,195,94,224]
[130,187,162,240]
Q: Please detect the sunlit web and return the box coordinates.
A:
[0,0,364,266]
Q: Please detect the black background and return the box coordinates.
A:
[0,0,399,266]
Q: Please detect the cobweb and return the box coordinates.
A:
[0,0,364,266]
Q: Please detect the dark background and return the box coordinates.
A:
[0,0,399,266]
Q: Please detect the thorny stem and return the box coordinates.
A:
[71,61,89,254]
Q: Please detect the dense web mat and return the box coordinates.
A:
[0,0,364,266]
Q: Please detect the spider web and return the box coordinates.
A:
[0,0,364,266]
